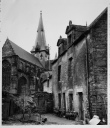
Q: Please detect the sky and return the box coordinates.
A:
[1,0,108,59]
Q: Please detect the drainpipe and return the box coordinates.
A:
[85,23,91,118]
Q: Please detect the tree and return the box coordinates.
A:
[10,94,36,120]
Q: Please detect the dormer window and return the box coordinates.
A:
[68,34,72,46]
[40,53,43,59]
[58,46,61,56]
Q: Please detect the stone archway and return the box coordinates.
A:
[18,76,27,95]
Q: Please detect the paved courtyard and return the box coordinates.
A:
[42,114,83,125]
[2,113,83,125]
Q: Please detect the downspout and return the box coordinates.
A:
[85,24,92,118]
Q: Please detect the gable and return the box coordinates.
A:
[2,40,15,57]
[2,39,43,68]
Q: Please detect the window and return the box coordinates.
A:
[58,47,61,56]
[19,62,23,70]
[58,65,61,81]
[40,53,43,60]
[68,57,73,78]
[68,34,72,46]
[2,60,11,91]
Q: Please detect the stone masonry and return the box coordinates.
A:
[52,8,107,122]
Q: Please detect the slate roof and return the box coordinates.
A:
[88,7,107,29]
[6,39,44,68]
[41,71,52,83]
[67,7,107,48]
[31,12,47,53]
[65,24,87,34]
[53,7,107,65]
[57,38,67,46]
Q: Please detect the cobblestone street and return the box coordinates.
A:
[42,114,83,125]
[2,113,83,125]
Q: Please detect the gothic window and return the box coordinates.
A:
[19,62,23,70]
[18,76,27,95]
[2,60,11,91]
[30,78,35,90]
[11,66,17,75]
[26,66,29,72]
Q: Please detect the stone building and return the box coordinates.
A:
[2,38,44,118]
[42,70,52,93]
[31,11,53,94]
[2,12,53,119]
[52,8,107,121]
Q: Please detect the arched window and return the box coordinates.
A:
[2,60,11,91]
[18,76,27,95]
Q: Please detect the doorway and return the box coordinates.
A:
[78,92,83,120]
[69,93,73,111]
[58,93,61,109]
[63,93,66,111]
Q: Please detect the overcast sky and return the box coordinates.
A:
[1,0,108,59]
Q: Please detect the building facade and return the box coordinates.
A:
[2,38,44,118]
[52,8,107,121]
[2,39,44,95]
[2,12,53,119]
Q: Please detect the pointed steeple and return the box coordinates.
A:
[31,11,50,68]
[31,11,47,53]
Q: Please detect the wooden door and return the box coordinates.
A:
[78,92,83,120]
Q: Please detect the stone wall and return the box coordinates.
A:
[52,61,59,109]
[43,78,52,93]
[52,8,107,121]
[88,10,107,118]
[2,41,43,95]
[73,38,88,120]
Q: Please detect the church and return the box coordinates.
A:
[2,11,53,119]
[2,7,107,123]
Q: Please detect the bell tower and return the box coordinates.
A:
[31,11,49,68]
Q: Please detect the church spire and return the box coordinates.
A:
[31,11,47,53]
[31,11,50,68]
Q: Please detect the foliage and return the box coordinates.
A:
[10,93,36,119]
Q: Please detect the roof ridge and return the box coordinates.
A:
[9,39,32,55]
[6,38,16,55]
[6,38,44,68]
[88,7,107,29]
